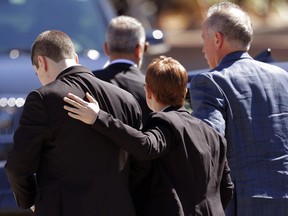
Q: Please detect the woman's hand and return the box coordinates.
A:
[63,92,99,125]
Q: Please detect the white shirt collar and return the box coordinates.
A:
[109,59,137,67]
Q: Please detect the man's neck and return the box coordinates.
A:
[51,59,79,78]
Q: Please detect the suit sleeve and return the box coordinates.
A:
[220,159,234,209]
[5,90,49,209]
[219,135,234,209]
[91,110,173,160]
[189,73,227,135]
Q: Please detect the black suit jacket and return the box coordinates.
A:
[93,63,151,124]
[5,66,142,216]
[92,106,234,216]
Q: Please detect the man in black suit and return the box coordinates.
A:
[5,30,142,216]
[94,15,151,123]
[64,56,234,216]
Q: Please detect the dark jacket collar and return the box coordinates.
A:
[162,105,189,114]
[212,51,252,71]
[221,51,252,64]
[56,65,93,80]
[106,62,138,71]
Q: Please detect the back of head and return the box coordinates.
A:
[106,15,145,54]
[205,1,253,50]
[146,56,188,107]
[31,30,76,68]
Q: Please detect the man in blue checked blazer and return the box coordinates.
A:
[190,2,288,216]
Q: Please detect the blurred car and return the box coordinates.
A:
[0,0,167,214]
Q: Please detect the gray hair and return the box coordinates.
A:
[106,16,146,54]
[205,2,253,50]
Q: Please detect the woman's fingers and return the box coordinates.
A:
[63,92,99,125]
[66,93,88,106]
[67,111,82,121]
[63,104,79,114]
[86,92,97,103]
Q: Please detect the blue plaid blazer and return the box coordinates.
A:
[190,51,288,216]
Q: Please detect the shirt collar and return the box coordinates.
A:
[109,59,137,67]
[219,51,252,65]
[211,51,252,72]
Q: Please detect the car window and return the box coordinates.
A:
[0,0,110,54]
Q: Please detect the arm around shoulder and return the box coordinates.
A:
[92,110,173,160]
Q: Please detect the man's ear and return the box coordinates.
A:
[135,44,142,59]
[135,41,148,59]
[75,53,79,64]
[146,85,153,99]
[103,42,110,56]
[38,56,48,71]
[144,42,149,53]
[215,32,224,49]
